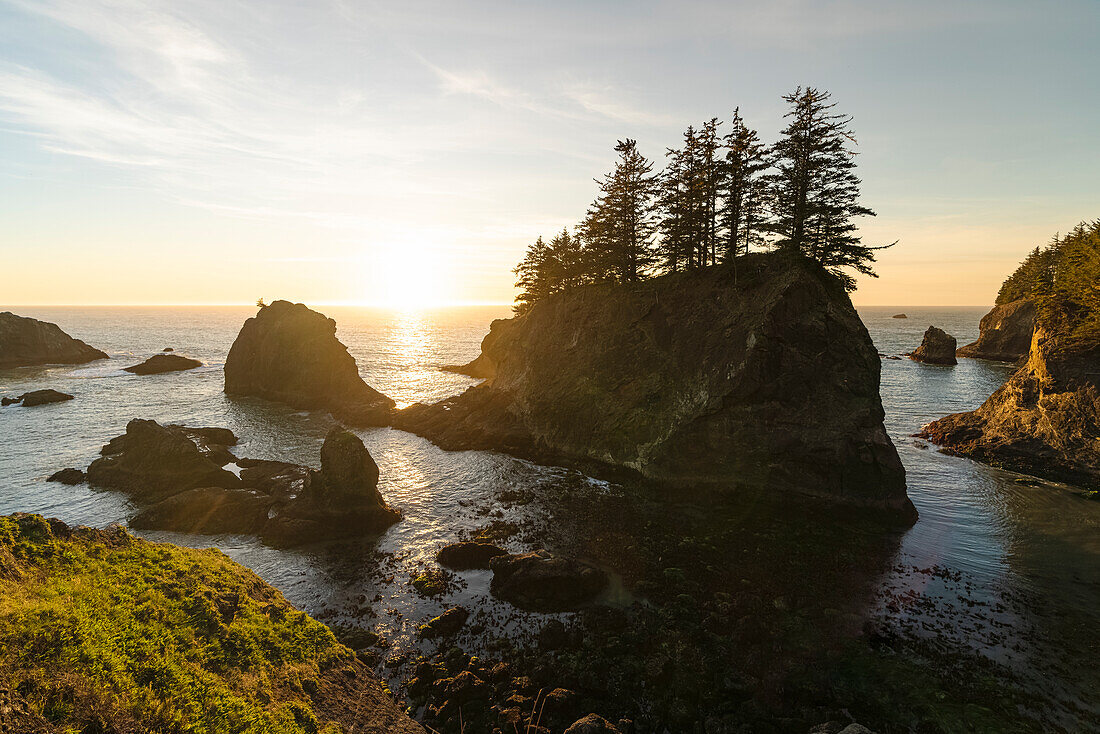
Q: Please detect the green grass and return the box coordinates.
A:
[0,513,350,734]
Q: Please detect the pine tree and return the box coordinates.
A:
[767,87,887,289]
[583,139,659,282]
[720,108,769,260]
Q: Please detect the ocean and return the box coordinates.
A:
[1,304,1097,726]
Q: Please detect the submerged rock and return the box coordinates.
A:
[921,329,1100,488]
[437,541,507,570]
[956,298,1036,362]
[418,606,469,639]
[396,253,913,519]
[224,300,395,425]
[489,550,607,611]
[910,326,958,365]
[123,353,201,375]
[0,312,107,369]
[11,389,74,407]
[47,468,85,485]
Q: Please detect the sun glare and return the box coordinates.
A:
[372,246,449,309]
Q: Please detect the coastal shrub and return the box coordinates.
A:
[0,514,349,733]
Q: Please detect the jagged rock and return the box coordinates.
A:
[910,326,957,365]
[0,312,107,368]
[891,313,907,319]
[123,354,201,375]
[921,329,1100,488]
[130,487,274,534]
[418,607,469,639]
[262,428,400,546]
[12,389,74,407]
[47,468,85,485]
[437,541,507,570]
[224,300,395,425]
[564,714,622,734]
[396,254,913,519]
[957,298,1036,362]
[489,550,607,611]
[440,321,508,379]
[86,419,240,502]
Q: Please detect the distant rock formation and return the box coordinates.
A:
[956,298,1036,362]
[92,421,402,545]
[2,389,75,407]
[224,300,395,425]
[440,321,509,379]
[921,329,1100,488]
[0,312,107,369]
[123,353,201,374]
[396,253,914,519]
[891,313,908,319]
[910,326,958,365]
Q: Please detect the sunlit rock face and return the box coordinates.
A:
[397,253,914,520]
[224,300,394,424]
[956,299,1036,362]
[0,311,107,368]
[910,325,957,365]
[922,328,1100,488]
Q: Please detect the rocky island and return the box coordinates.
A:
[922,222,1100,488]
[398,253,915,520]
[225,300,395,425]
[0,311,107,368]
[123,353,202,374]
[0,513,423,733]
[910,325,958,365]
[85,419,401,545]
[956,298,1036,362]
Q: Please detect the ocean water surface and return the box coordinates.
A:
[0,304,1096,727]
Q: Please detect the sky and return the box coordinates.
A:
[0,0,1098,307]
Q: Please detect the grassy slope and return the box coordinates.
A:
[0,513,419,734]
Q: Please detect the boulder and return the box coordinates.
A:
[956,298,1036,362]
[0,312,107,368]
[1,396,19,405]
[437,541,507,570]
[418,606,469,639]
[317,427,382,504]
[489,550,607,611]
[224,300,395,425]
[17,389,75,407]
[564,714,622,734]
[130,487,274,535]
[86,419,240,502]
[921,329,1100,488]
[909,326,957,365]
[47,468,85,485]
[123,354,201,375]
[395,253,914,519]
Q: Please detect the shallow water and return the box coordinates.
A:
[0,304,1097,726]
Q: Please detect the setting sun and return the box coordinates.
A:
[370,245,451,309]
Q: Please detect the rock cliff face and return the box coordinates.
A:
[224,300,395,424]
[397,254,913,518]
[921,329,1100,488]
[956,299,1036,362]
[910,326,957,365]
[0,312,107,368]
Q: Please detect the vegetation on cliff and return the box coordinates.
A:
[513,87,890,313]
[0,513,420,734]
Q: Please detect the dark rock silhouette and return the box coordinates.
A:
[891,313,907,319]
[437,541,507,570]
[397,254,913,519]
[224,300,395,425]
[0,312,107,368]
[956,298,1036,362]
[418,606,469,639]
[5,389,74,407]
[103,422,401,546]
[910,326,958,365]
[489,550,607,611]
[440,321,509,379]
[921,329,1100,488]
[47,468,85,484]
[123,353,201,374]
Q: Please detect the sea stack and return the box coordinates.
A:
[397,253,914,519]
[956,298,1036,362]
[0,312,107,368]
[910,326,958,365]
[123,353,202,374]
[224,300,395,424]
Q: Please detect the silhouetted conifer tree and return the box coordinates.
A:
[720,109,770,260]
[583,139,659,282]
